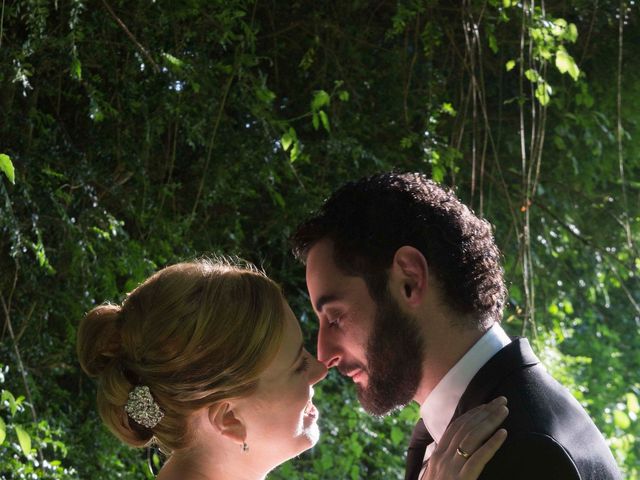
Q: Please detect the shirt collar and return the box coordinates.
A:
[419,323,511,445]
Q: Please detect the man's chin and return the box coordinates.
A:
[356,385,406,417]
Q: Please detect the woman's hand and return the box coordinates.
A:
[422,396,509,480]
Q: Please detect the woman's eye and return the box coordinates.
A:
[295,356,310,374]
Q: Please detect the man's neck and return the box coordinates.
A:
[412,323,487,405]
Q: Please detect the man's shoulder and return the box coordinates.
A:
[468,340,622,480]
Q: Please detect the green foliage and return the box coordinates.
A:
[0,154,15,184]
[0,0,638,478]
[0,366,79,479]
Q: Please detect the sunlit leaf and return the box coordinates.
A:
[505,59,516,71]
[627,393,640,415]
[555,48,580,81]
[290,141,300,163]
[525,69,540,83]
[2,390,17,416]
[0,417,5,445]
[281,132,293,151]
[15,425,31,456]
[319,110,330,132]
[0,154,15,184]
[162,52,184,69]
[441,102,457,116]
[311,90,330,111]
[613,410,631,430]
[535,82,551,105]
[567,23,578,43]
[551,18,568,36]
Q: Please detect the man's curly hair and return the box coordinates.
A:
[291,172,507,328]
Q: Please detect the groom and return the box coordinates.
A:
[292,172,621,479]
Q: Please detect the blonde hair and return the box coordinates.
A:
[76,258,286,453]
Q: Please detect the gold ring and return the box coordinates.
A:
[456,446,471,459]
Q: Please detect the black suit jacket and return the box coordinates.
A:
[405,338,621,480]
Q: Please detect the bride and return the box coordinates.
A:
[77,259,508,479]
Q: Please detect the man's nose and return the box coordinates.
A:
[309,357,328,385]
[317,324,341,368]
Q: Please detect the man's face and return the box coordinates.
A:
[305,239,424,416]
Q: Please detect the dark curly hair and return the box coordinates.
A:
[292,172,506,328]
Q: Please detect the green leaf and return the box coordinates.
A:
[0,417,5,445]
[290,141,300,163]
[255,86,276,104]
[338,90,350,101]
[502,0,512,7]
[281,132,293,151]
[312,112,320,130]
[0,154,15,184]
[555,48,580,81]
[551,18,568,37]
[162,52,184,69]
[15,425,31,456]
[2,390,17,416]
[488,33,498,54]
[505,59,516,72]
[563,300,574,315]
[71,57,82,80]
[432,164,445,183]
[627,393,640,415]
[535,82,551,106]
[613,410,631,430]
[441,102,457,116]
[311,90,330,111]
[271,190,285,208]
[566,23,578,43]
[390,426,404,445]
[525,69,540,83]
[318,110,330,132]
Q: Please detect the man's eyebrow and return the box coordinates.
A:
[315,294,341,313]
[290,342,304,368]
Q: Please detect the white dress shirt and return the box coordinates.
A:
[418,323,511,478]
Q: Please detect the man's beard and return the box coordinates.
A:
[356,290,425,416]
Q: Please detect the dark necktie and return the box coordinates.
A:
[405,418,434,480]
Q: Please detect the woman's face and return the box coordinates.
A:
[241,301,327,464]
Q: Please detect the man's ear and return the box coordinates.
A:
[208,402,246,447]
[389,246,428,307]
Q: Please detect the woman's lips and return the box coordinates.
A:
[304,400,318,419]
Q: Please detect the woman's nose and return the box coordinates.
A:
[310,356,328,385]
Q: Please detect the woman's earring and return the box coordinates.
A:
[242,442,249,453]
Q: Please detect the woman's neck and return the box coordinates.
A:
[157,444,269,480]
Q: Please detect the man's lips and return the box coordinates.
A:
[342,368,365,382]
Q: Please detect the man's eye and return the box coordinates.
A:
[328,315,342,327]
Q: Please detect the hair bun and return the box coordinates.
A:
[77,304,123,377]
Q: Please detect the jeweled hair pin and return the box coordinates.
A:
[124,385,164,429]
